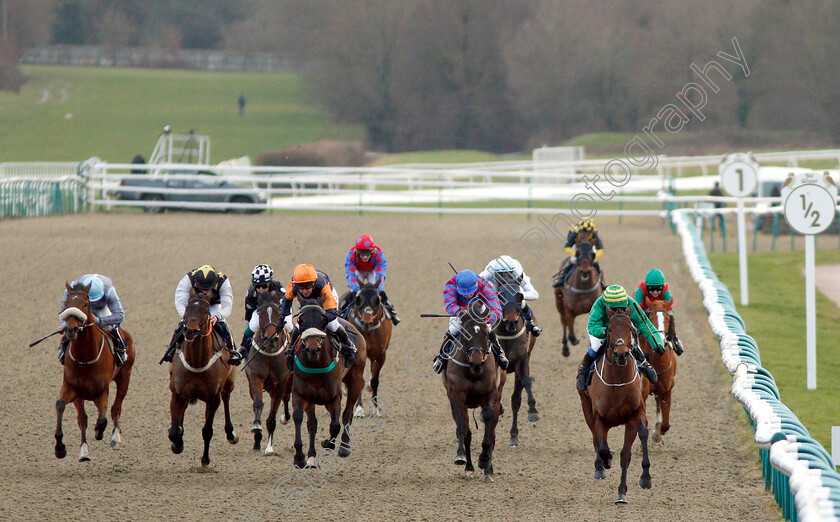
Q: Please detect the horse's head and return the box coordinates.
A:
[576,241,595,274]
[352,282,383,329]
[643,297,673,340]
[61,281,93,341]
[296,299,329,360]
[459,312,490,373]
[497,283,524,332]
[255,290,285,352]
[183,295,211,342]
[605,310,634,367]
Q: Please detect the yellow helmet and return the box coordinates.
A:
[577,219,596,233]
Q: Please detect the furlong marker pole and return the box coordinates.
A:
[805,234,816,389]
[737,198,749,305]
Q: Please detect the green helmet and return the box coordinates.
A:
[644,269,665,287]
[603,285,628,309]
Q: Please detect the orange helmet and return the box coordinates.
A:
[292,264,317,284]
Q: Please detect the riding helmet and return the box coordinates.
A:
[487,255,523,280]
[603,285,629,309]
[644,269,666,287]
[192,265,219,291]
[355,234,376,253]
[82,275,105,302]
[577,219,596,233]
[292,264,318,284]
[455,270,479,296]
[252,264,273,284]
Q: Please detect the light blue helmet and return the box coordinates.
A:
[486,255,523,279]
[455,270,479,296]
[82,275,105,302]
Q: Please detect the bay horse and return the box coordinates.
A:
[640,297,677,444]
[55,281,135,461]
[494,282,539,449]
[244,289,292,454]
[555,241,603,357]
[167,294,239,467]
[578,310,651,504]
[443,312,505,482]
[291,299,367,468]
[346,281,392,418]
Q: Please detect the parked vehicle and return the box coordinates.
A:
[116,169,267,214]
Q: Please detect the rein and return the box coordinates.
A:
[594,351,639,387]
[67,329,106,366]
[496,324,526,340]
[567,272,602,293]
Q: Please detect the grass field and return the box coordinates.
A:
[709,249,840,449]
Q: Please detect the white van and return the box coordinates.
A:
[755,166,840,198]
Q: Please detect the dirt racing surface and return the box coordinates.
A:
[0,212,779,521]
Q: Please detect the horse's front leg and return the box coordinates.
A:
[93,392,109,442]
[54,384,76,459]
[200,394,221,467]
[522,356,539,422]
[264,389,282,455]
[370,354,386,417]
[292,396,306,469]
[566,310,579,346]
[73,398,90,461]
[110,363,132,450]
[594,417,612,472]
[478,392,499,483]
[248,374,265,451]
[655,388,672,442]
[305,406,318,468]
[222,381,239,446]
[509,363,523,448]
[637,413,652,490]
[449,392,472,474]
[168,392,187,455]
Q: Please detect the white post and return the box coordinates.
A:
[832,426,840,467]
[737,198,749,305]
[805,234,816,389]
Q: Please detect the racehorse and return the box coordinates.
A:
[494,282,539,449]
[346,281,392,418]
[578,310,651,504]
[167,294,239,467]
[55,281,135,461]
[640,297,677,443]
[443,311,505,482]
[555,240,603,357]
[291,299,367,468]
[244,290,292,454]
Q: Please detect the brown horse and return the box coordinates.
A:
[640,297,677,443]
[578,311,651,504]
[55,281,135,461]
[291,299,367,468]
[244,289,292,454]
[345,282,392,418]
[555,241,603,357]
[167,295,239,467]
[443,312,505,482]
[494,282,539,449]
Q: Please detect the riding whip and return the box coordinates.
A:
[419,314,451,318]
[29,329,62,347]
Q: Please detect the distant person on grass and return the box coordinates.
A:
[238,93,246,116]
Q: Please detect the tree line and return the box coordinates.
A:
[2,0,840,152]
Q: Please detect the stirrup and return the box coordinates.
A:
[433,356,445,374]
[528,321,542,337]
[228,349,242,365]
[115,350,126,367]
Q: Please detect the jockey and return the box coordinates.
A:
[238,264,286,359]
[634,268,684,356]
[552,219,606,288]
[160,265,241,365]
[58,274,127,366]
[432,270,509,374]
[575,285,662,391]
[479,254,542,337]
[281,264,357,370]
[338,234,400,325]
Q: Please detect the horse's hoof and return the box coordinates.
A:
[55,444,67,459]
[454,455,467,466]
[615,494,627,505]
[264,444,274,456]
[170,443,183,455]
[79,443,90,462]
[508,438,519,448]
[250,424,262,433]
[482,472,495,483]
[569,336,579,346]
[201,457,210,467]
[322,438,336,450]
[294,457,306,469]
[465,470,474,479]
[652,431,662,443]
[338,445,351,458]
[528,413,539,422]
[594,469,606,480]
[110,440,121,450]
[305,456,317,469]
[477,456,490,470]
[354,405,365,418]
[561,345,570,357]
[639,477,652,490]
[227,432,239,445]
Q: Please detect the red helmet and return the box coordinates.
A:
[355,235,376,253]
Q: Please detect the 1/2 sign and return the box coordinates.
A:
[782,175,837,235]
[719,153,759,197]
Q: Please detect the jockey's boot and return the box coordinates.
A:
[334,325,357,367]
[576,352,595,391]
[488,331,510,371]
[433,332,457,374]
[58,337,69,365]
[215,321,241,365]
[111,327,127,367]
[595,262,607,290]
[522,304,541,337]
[552,264,569,288]
[239,332,253,360]
[337,292,353,320]
[160,321,185,364]
[285,328,299,371]
[380,290,400,325]
[632,344,658,385]
[668,316,684,356]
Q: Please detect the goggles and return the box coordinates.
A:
[647,285,663,293]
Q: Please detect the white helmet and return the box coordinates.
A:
[487,255,523,279]
[251,264,273,285]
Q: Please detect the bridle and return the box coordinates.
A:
[253,301,287,355]
[448,323,490,368]
[60,289,105,365]
[183,297,212,342]
[352,290,383,331]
